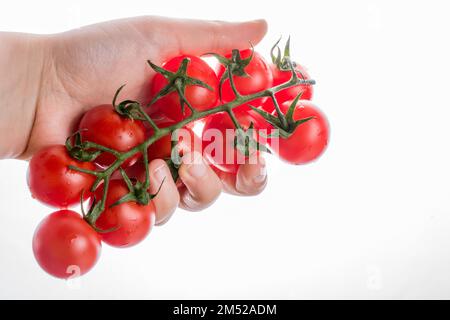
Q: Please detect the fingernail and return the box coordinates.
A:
[154,164,167,183]
[253,158,267,184]
[183,152,207,178]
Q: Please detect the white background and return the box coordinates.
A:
[1,0,450,299]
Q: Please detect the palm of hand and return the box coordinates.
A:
[26,18,165,158]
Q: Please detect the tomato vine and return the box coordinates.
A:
[66,45,315,229]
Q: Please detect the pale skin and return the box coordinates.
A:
[0,16,268,224]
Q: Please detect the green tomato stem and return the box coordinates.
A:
[77,68,313,226]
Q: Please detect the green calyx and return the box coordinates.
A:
[65,131,102,162]
[206,46,254,100]
[271,36,295,72]
[80,189,117,233]
[225,110,270,157]
[270,37,316,89]
[110,168,162,207]
[250,92,315,139]
[147,58,213,115]
[66,130,122,164]
[233,123,271,157]
[112,84,147,120]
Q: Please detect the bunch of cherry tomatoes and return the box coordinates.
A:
[27,40,329,279]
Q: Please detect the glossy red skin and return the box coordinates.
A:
[202,112,263,174]
[270,100,329,165]
[116,161,180,189]
[147,120,199,163]
[79,105,146,168]
[149,55,219,122]
[94,180,156,248]
[261,64,313,113]
[218,49,273,112]
[121,124,197,189]
[33,210,101,279]
[27,145,96,208]
[272,64,313,101]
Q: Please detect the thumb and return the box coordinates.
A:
[135,16,268,56]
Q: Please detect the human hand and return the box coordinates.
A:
[0,16,268,223]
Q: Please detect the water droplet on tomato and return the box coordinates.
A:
[69,236,78,244]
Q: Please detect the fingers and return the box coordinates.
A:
[147,159,180,226]
[178,152,222,211]
[134,16,268,56]
[219,157,268,196]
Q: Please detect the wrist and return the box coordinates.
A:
[0,33,48,159]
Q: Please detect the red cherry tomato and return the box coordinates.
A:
[218,49,273,112]
[94,180,156,248]
[202,111,264,174]
[79,105,146,168]
[110,121,199,189]
[149,55,219,122]
[270,100,329,165]
[273,63,313,100]
[27,145,96,208]
[117,160,183,189]
[261,64,313,113]
[33,210,101,279]
[147,121,199,163]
